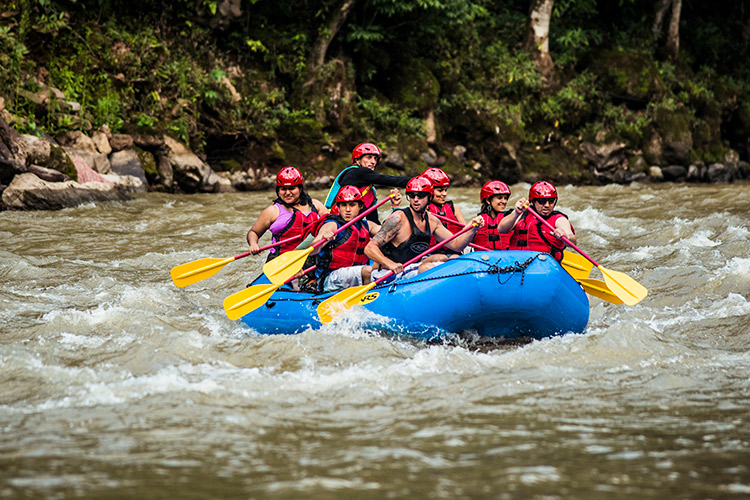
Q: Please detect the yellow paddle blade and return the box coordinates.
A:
[262,247,315,285]
[578,278,623,305]
[223,283,281,320]
[317,282,378,324]
[171,257,234,288]
[600,266,648,306]
[561,250,593,280]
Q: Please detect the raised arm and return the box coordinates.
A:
[496,198,528,234]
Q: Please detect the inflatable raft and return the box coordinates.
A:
[239,251,589,340]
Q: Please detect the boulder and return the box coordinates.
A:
[580,141,627,171]
[707,163,736,183]
[648,166,664,181]
[0,116,27,184]
[64,147,111,174]
[110,134,134,152]
[661,165,688,181]
[1,172,133,210]
[384,150,405,170]
[27,165,70,183]
[92,129,112,155]
[161,135,233,193]
[20,134,52,165]
[110,149,148,185]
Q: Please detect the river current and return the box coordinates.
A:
[1,183,749,499]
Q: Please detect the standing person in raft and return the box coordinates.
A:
[365,176,484,279]
[498,181,576,262]
[246,166,329,261]
[309,186,401,292]
[472,181,513,251]
[422,167,466,255]
[324,142,410,224]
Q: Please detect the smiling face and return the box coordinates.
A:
[337,201,362,221]
[433,187,448,205]
[533,197,557,217]
[278,186,301,205]
[489,194,509,214]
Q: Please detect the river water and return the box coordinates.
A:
[1,183,749,499]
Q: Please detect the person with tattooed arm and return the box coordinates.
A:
[365,176,485,279]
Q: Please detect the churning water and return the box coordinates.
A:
[1,183,749,499]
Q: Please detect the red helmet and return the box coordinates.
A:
[529,181,557,201]
[334,185,364,204]
[405,176,434,196]
[480,181,511,202]
[421,168,450,187]
[351,142,382,162]
[276,166,303,187]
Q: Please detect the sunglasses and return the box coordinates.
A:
[535,198,557,206]
[406,192,429,199]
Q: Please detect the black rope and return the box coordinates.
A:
[263,254,541,304]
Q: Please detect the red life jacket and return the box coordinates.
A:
[268,202,320,260]
[473,211,511,250]
[315,215,371,286]
[427,200,461,254]
[508,211,572,261]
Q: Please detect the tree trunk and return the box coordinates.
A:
[524,0,555,80]
[652,0,671,38]
[305,0,357,85]
[666,0,682,59]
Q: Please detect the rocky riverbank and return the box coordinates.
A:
[1,112,748,211]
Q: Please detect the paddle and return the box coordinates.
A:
[223,266,317,320]
[560,250,593,280]
[262,194,395,285]
[577,278,623,305]
[170,235,301,288]
[431,212,592,279]
[317,221,479,324]
[524,205,648,306]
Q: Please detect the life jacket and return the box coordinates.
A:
[508,211,572,262]
[324,166,376,213]
[266,197,320,262]
[315,215,371,287]
[427,200,461,255]
[381,208,432,264]
[472,210,511,250]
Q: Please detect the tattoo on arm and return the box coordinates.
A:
[373,216,401,245]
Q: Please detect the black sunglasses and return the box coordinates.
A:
[535,198,557,205]
[407,192,429,199]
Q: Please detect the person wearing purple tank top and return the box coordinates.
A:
[247,167,328,260]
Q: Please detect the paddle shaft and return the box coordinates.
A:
[311,194,394,252]
[371,221,478,286]
[234,235,301,261]
[524,205,599,267]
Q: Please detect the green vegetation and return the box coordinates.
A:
[2,0,750,182]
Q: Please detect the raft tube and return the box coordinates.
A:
[239,251,589,340]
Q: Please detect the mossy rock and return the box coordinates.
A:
[134,146,158,183]
[386,58,440,113]
[590,50,665,104]
[41,145,77,182]
[518,144,594,184]
[652,105,693,164]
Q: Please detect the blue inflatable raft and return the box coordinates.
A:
[239,250,589,340]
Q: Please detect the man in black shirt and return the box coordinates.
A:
[324,142,410,223]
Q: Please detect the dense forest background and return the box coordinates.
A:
[3,0,750,185]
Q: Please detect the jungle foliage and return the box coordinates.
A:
[3,0,750,179]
